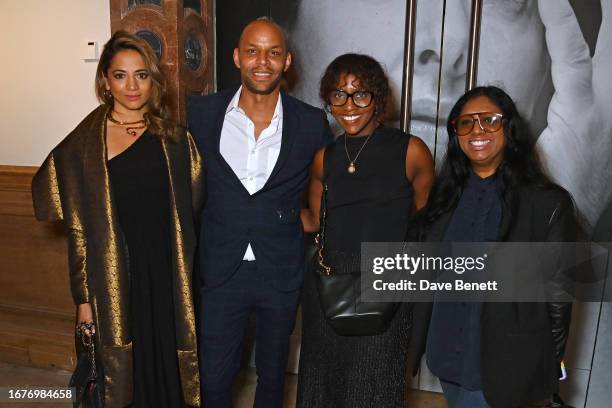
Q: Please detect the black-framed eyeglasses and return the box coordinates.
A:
[451,112,504,136]
[328,90,373,108]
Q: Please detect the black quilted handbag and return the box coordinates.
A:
[69,325,104,407]
[312,144,400,336]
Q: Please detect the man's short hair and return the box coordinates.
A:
[239,16,292,52]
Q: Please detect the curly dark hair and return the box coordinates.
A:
[319,53,389,116]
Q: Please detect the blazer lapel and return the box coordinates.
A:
[497,190,517,240]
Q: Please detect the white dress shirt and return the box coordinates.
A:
[220,87,283,261]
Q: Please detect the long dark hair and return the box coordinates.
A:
[425,86,554,223]
[95,30,178,140]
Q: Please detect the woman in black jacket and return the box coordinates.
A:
[422,86,577,408]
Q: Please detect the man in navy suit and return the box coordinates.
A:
[188,18,332,408]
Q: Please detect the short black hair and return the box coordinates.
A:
[238,16,291,52]
[319,53,390,116]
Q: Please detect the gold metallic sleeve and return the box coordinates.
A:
[31,153,63,222]
[32,151,90,305]
[67,226,90,305]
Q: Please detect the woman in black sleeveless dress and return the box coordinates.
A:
[98,33,201,407]
[297,54,434,407]
[108,132,187,407]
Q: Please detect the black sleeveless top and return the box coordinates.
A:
[324,125,414,252]
[108,132,185,407]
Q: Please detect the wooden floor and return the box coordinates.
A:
[0,362,446,407]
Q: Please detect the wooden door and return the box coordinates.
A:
[109,0,214,124]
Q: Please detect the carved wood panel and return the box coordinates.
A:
[109,0,214,124]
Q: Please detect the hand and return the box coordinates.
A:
[536,0,612,229]
[76,303,95,337]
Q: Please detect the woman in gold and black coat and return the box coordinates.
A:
[32,31,203,407]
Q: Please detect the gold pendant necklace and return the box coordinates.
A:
[344,133,373,174]
[106,111,147,136]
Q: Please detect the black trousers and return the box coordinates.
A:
[198,261,300,408]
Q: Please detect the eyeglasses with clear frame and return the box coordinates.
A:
[451,112,504,136]
[328,90,373,108]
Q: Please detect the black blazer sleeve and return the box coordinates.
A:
[543,190,578,362]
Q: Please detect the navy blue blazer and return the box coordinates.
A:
[188,88,332,291]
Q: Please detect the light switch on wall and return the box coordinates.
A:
[81,40,99,62]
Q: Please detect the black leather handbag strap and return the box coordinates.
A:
[315,142,337,275]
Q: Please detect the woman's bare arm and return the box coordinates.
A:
[301,148,326,233]
[406,135,435,211]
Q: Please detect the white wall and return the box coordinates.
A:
[0,1,111,166]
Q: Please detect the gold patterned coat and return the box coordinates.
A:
[31,105,203,407]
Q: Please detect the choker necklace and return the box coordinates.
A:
[106,111,147,136]
[344,133,373,174]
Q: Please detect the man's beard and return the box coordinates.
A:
[242,73,283,95]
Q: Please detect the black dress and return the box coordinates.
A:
[108,132,186,408]
[297,126,415,407]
